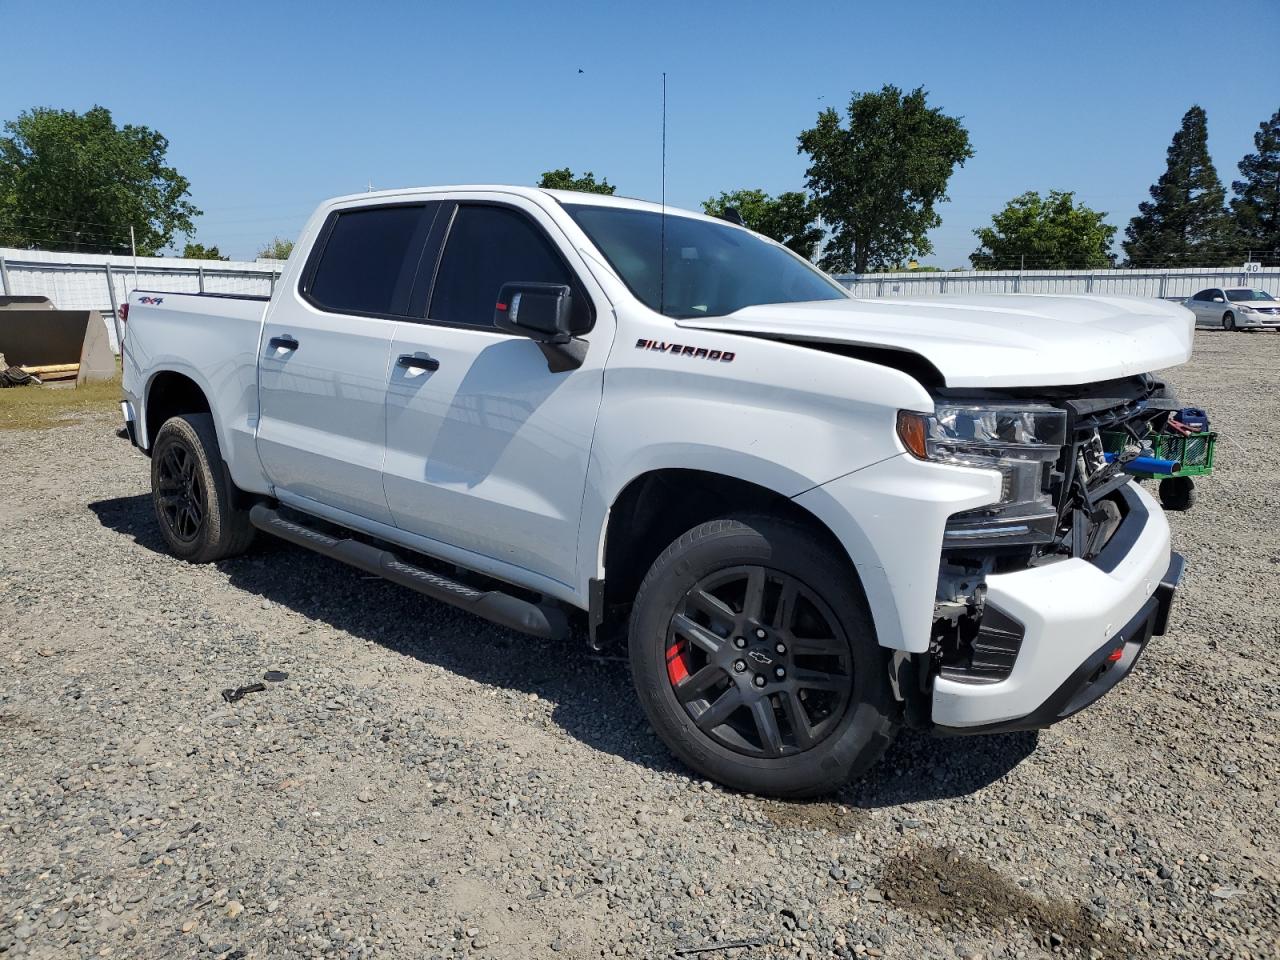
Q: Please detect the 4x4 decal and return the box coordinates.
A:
[635,338,735,362]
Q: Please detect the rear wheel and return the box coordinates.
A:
[151,413,255,563]
[1223,312,1236,331]
[628,516,896,798]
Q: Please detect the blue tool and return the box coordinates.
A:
[1176,407,1210,431]
[1105,452,1180,474]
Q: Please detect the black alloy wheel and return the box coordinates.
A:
[156,440,206,543]
[664,564,854,759]
[629,515,897,797]
[149,412,255,563]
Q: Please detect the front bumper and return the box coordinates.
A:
[1239,313,1280,328]
[932,481,1180,731]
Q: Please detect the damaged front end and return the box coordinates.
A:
[899,374,1197,717]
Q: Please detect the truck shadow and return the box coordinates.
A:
[90,492,1036,807]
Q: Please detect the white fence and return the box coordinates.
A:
[5,249,1279,356]
[0,248,283,353]
[835,266,1280,299]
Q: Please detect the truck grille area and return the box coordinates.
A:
[928,375,1169,691]
[1045,389,1160,563]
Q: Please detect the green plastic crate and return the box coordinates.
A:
[1101,430,1216,479]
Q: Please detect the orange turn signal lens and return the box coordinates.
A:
[896,410,930,460]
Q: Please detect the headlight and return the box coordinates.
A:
[898,404,1067,544]
[1240,305,1257,314]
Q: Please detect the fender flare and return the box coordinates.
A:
[578,450,902,649]
[139,363,221,452]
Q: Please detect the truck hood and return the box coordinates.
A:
[676,294,1194,388]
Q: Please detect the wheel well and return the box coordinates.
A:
[145,371,211,449]
[596,469,856,645]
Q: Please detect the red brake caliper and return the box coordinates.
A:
[666,641,690,685]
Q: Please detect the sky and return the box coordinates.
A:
[2,0,1277,268]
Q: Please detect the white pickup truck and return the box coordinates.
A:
[120,186,1193,797]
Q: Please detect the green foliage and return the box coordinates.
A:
[971,191,1116,269]
[181,242,228,261]
[1230,108,1280,262]
[256,237,294,260]
[797,85,972,274]
[1123,106,1233,266]
[859,264,943,273]
[537,168,615,195]
[701,189,823,258]
[0,105,199,255]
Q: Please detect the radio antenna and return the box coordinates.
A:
[659,71,667,317]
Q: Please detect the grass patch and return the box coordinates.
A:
[0,377,121,431]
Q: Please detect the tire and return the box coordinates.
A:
[1159,476,1196,511]
[628,515,896,798]
[1223,312,1235,331]
[150,413,255,563]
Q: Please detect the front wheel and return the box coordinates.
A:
[151,413,255,563]
[1223,312,1236,331]
[628,516,896,798]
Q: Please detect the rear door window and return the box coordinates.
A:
[304,204,436,317]
[427,204,590,330]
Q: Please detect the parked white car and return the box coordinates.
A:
[119,186,1195,797]
[1184,287,1280,331]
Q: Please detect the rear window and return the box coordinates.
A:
[306,205,432,316]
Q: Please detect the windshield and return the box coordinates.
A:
[563,203,847,318]
[1227,289,1275,301]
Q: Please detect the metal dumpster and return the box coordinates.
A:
[0,296,116,384]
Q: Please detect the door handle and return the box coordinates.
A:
[268,335,299,352]
[397,353,440,372]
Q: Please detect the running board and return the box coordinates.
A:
[248,504,568,640]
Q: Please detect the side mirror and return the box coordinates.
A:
[495,282,573,342]
[1213,296,1225,303]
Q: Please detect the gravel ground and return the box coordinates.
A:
[1,330,1277,960]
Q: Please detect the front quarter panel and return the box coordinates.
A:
[580,312,955,638]
[794,455,998,651]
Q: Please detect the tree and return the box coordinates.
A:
[181,241,228,261]
[797,85,972,274]
[1230,108,1280,263]
[537,168,615,195]
[702,189,823,258]
[970,191,1116,269]
[0,106,199,254]
[256,237,294,260]
[1123,106,1233,266]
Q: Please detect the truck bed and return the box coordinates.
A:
[121,288,271,492]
